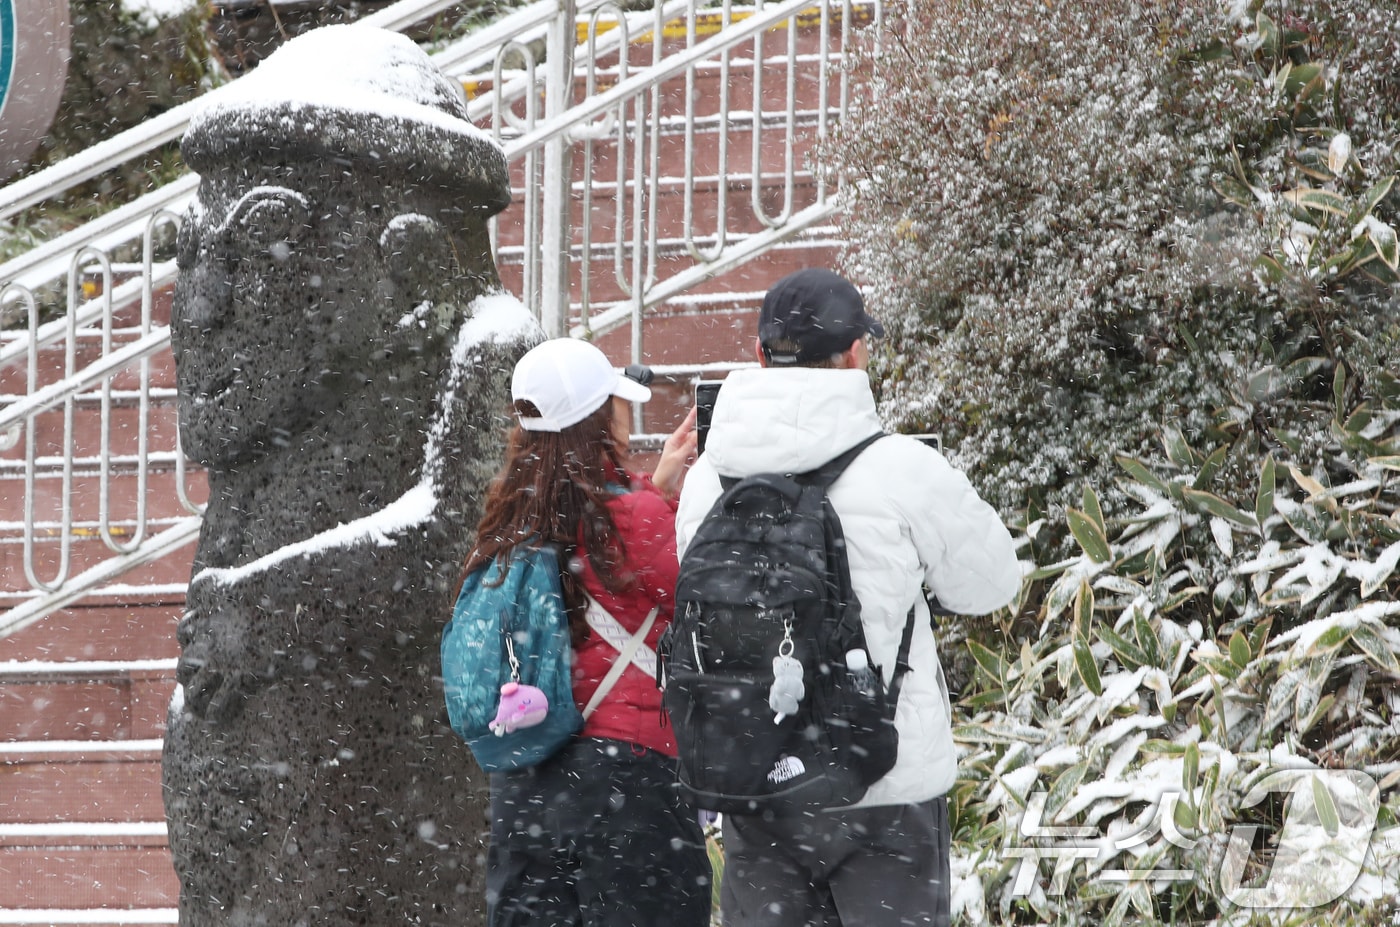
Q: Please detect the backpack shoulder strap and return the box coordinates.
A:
[716,431,886,492]
[582,597,660,719]
[801,431,886,490]
[886,593,942,706]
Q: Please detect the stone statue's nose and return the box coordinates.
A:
[176,243,234,332]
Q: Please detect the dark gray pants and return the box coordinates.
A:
[720,797,951,927]
[487,737,712,927]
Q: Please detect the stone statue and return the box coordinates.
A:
[161,25,539,927]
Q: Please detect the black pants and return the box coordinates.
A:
[487,737,713,927]
[720,797,951,927]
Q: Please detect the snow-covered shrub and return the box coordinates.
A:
[38,0,220,170]
[823,0,1400,519]
[2,0,220,268]
[818,0,1400,922]
[947,382,1400,924]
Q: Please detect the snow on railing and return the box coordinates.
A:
[0,0,879,630]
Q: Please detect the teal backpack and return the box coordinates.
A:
[441,546,583,772]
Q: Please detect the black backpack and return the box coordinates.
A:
[659,433,918,815]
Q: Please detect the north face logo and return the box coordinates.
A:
[768,755,806,784]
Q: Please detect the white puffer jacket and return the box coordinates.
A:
[675,366,1022,807]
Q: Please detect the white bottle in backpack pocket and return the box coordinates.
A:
[845,649,879,698]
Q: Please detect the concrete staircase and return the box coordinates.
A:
[0,5,849,921]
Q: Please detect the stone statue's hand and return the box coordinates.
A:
[175,605,250,721]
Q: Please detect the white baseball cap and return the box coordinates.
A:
[511,338,653,432]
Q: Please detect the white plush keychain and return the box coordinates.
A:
[768,632,806,722]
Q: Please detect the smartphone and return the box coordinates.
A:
[910,433,942,453]
[694,380,723,454]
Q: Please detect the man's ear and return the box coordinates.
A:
[838,338,866,370]
[754,336,768,367]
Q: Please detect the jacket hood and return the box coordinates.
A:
[703,367,883,476]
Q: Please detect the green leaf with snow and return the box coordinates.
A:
[1082,486,1105,534]
[1262,668,1303,735]
[1181,487,1254,527]
[1159,585,1205,614]
[1174,795,1197,831]
[1194,445,1227,489]
[1345,175,1395,228]
[1255,455,1276,528]
[1244,365,1287,403]
[1284,62,1324,101]
[1284,186,1351,216]
[1163,427,1196,470]
[1210,516,1235,558]
[1363,216,1399,271]
[1132,610,1161,667]
[1229,630,1250,668]
[1357,542,1400,598]
[1114,455,1169,494]
[1313,770,1342,838]
[1074,580,1094,639]
[1368,455,1400,471]
[1044,570,1081,624]
[1045,762,1089,819]
[1073,635,1102,697]
[1256,10,1279,58]
[1028,556,1079,581]
[968,638,1008,685]
[1255,252,1287,284]
[1249,616,1274,658]
[1342,403,1372,436]
[1307,621,1355,656]
[965,688,1008,711]
[1210,678,1230,745]
[1098,623,1149,671]
[1294,651,1336,730]
[1067,509,1112,563]
[1350,622,1400,674]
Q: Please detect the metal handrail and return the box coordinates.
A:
[0,0,878,628]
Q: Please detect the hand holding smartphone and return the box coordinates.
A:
[694,380,723,454]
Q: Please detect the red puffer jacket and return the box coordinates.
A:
[571,470,679,757]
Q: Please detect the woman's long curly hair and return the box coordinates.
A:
[463,398,631,642]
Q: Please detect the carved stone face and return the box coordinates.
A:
[172,164,401,468]
[170,25,510,472]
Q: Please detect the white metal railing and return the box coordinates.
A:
[0,0,880,631]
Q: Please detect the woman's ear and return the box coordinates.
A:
[753,336,768,367]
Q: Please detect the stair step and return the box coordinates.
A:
[0,859,177,919]
[0,909,176,926]
[0,661,176,742]
[0,740,174,913]
[0,741,166,825]
[0,600,183,663]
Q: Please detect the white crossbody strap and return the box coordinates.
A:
[581,596,660,719]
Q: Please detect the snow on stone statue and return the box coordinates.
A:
[162,26,539,927]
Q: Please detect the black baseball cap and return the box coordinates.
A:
[758,268,885,365]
